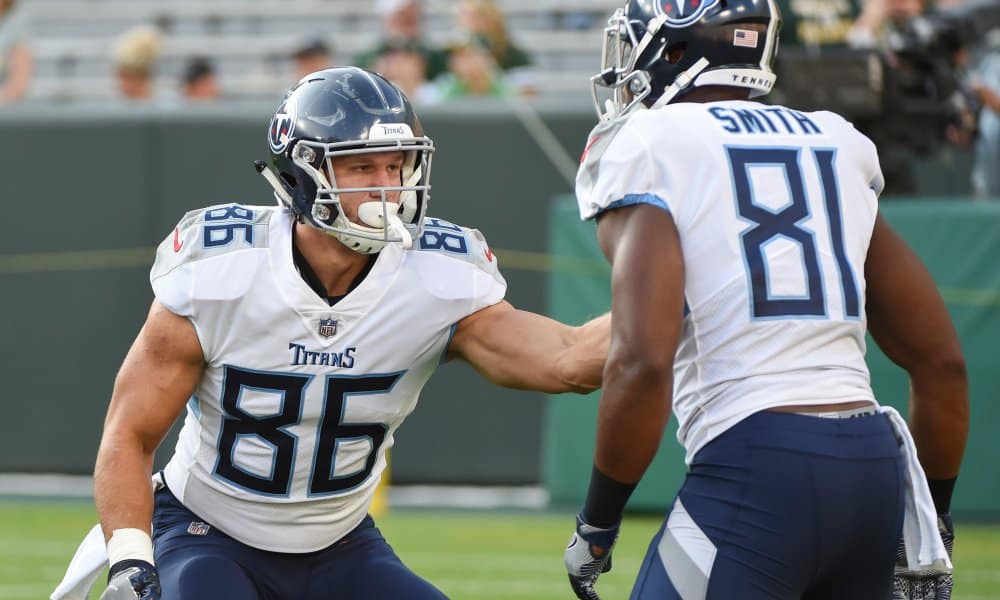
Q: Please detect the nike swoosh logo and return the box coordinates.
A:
[580,135,601,163]
[173,227,183,252]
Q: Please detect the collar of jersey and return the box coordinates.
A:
[269,210,404,343]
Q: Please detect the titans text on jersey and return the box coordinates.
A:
[288,343,357,368]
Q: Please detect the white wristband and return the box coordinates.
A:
[107,528,155,567]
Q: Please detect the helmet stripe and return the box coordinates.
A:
[356,67,396,110]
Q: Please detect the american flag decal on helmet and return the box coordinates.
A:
[734,29,759,48]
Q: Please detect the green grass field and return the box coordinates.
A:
[3,500,997,599]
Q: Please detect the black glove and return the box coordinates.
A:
[892,514,954,600]
[100,559,161,600]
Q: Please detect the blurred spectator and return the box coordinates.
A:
[456,0,532,71]
[847,0,922,48]
[112,24,162,102]
[370,46,440,103]
[182,56,220,102]
[435,43,511,100]
[0,0,32,103]
[970,47,1000,198]
[772,0,863,47]
[357,0,449,81]
[455,0,537,94]
[293,37,334,80]
[843,0,980,194]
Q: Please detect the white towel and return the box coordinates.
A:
[50,523,109,600]
[880,405,953,574]
[52,474,165,599]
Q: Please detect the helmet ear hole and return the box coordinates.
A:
[665,42,687,65]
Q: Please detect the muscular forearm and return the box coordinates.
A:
[556,312,611,393]
[593,360,672,483]
[94,431,157,539]
[909,366,969,480]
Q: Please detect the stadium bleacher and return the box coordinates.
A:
[21,0,616,103]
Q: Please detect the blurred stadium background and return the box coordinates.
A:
[0,0,998,597]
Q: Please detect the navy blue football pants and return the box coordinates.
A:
[151,487,447,599]
[631,410,905,599]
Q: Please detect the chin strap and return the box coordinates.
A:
[632,15,667,70]
[386,212,413,249]
[649,57,711,110]
[255,161,294,207]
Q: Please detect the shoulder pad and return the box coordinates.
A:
[410,217,506,312]
[414,217,503,282]
[577,115,671,221]
[578,117,632,185]
[151,204,272,281]
[150,204,274,317]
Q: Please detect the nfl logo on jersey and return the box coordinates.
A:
[318,318,338,338]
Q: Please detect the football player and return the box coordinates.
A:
[66,67,610,600]
[562,1,968,599]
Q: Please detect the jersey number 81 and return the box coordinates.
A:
[728,147,861,321]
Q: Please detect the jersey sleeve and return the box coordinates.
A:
[150,204,269,317]
[150,210,201,317]
[412,218,507,320]
[463,226,506,312]
[821,110,885,199]
[857,129,885,198]
[575,114,673,221]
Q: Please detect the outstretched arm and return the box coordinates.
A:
[448,300,610,394]
[95,300,204,542]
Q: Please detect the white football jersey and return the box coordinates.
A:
[577,101,883,464]
[150,205,505,552]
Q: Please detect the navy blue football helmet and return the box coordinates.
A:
[592,0,782,121]
[260,67,434,253]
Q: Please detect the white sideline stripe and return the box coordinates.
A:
[0,474,549,509]
[0,474,94,497]
[390,485,548,510]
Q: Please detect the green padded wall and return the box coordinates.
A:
[545,198,1000,517]
[0,103,990,489]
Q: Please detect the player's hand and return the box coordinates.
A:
[100,559,162,600]
[892,514,954,600]
[564,514,619,600]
